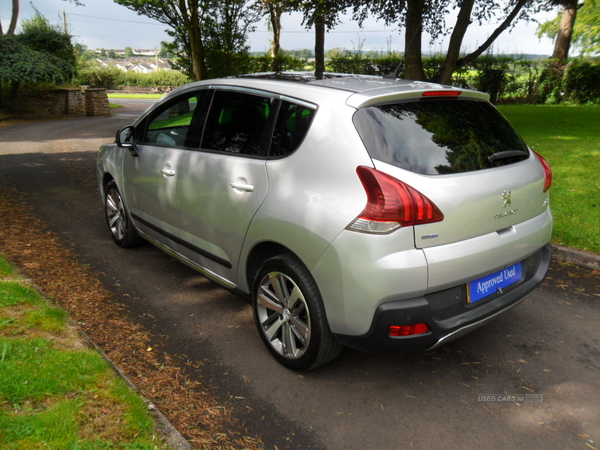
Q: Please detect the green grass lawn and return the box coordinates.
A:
[108,93,164,99]
[0,254,172,449]
[498,105,600,254]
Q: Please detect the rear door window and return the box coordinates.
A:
[201,90,274,156]
[353,100,529,175]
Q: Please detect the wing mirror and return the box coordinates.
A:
[116,126,138,156]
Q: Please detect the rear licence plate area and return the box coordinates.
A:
[467,263,522,304]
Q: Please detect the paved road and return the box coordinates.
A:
[1,102,599,450]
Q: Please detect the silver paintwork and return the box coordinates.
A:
[97,74,553,348]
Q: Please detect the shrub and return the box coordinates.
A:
[469,56,514,104]
[536,60,566,104]
[119,70,190,87]
[74,64,124,89]
[246,54,306,73]
[563,59,600,104]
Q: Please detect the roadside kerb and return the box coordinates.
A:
[552,244,600,271]
[73,326,195,450]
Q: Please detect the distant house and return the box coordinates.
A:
[131,63,154,74]
[115,62,135,72]
[133,49,158,57]
[94,54,174,73]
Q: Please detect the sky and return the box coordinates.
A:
[1,0,560,56]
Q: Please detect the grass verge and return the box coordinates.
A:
[499,105,600,254]
[0,253,171,449]
[0,182,264,449]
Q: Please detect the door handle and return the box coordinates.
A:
[229,180,254,192]
[161,166,176,177]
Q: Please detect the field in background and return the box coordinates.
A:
[499,105,600,253]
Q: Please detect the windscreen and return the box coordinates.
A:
[353,99,529,175]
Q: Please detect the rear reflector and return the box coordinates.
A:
[422,91,462,97]
[389,323,430,337]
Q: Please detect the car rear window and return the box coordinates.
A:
[353,99,529,175]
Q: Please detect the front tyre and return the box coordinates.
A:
[253,255,343,371]
[104,181,143,248]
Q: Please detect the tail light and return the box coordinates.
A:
[346,166,444,234]
[533,151,552,193]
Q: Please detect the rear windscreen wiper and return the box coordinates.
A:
[488,150,529,163]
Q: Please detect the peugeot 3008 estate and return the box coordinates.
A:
[97,74,553,370]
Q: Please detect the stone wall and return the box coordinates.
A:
[65,89,86,115]
[38,88,109,116]
[84,89,110,116]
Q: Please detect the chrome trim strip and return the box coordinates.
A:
[280,95,317,110]
[139,231,237,290]
[427,295,530,350]
[208,84,280,99]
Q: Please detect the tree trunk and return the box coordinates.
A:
[315,15,326,80]
[433,0,476,84]
[7,0,20,35]
[183,0,206,80]
[189,35,207,81]
[404,0,426,81]
[268,3,282,58]
[552,0,578,60]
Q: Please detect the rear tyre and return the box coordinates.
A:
[253,255,343,371]
[104,181,144,248]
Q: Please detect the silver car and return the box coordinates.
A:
[97,74,553,370]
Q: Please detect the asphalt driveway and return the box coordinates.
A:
[0,102,598,450]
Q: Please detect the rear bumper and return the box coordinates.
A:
[334,244,552,353]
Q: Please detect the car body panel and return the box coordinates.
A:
[312,227,429,335]
[96,74,553,363]
[177,150,269,280]
[370,158,551,249]
[237,100,372,292]
[423,209,553,290]
[122,143,186,246]
[313,209,552,336]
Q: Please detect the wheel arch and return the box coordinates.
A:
[244,242,301,294]
[101,173,115,197]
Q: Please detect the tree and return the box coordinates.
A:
[548,0,580,59]
[354,0,550,83]
[114,0,209,80]
[538,0,599,57]
[203,0,259,77]
[0,37,73,87]
[0,13,76,107]
[115,0,258,80]
[259,0,289,58]
[18,12,76,71]
[1,0,83,36]
[0,0,20,35]
[291,0,349,79]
